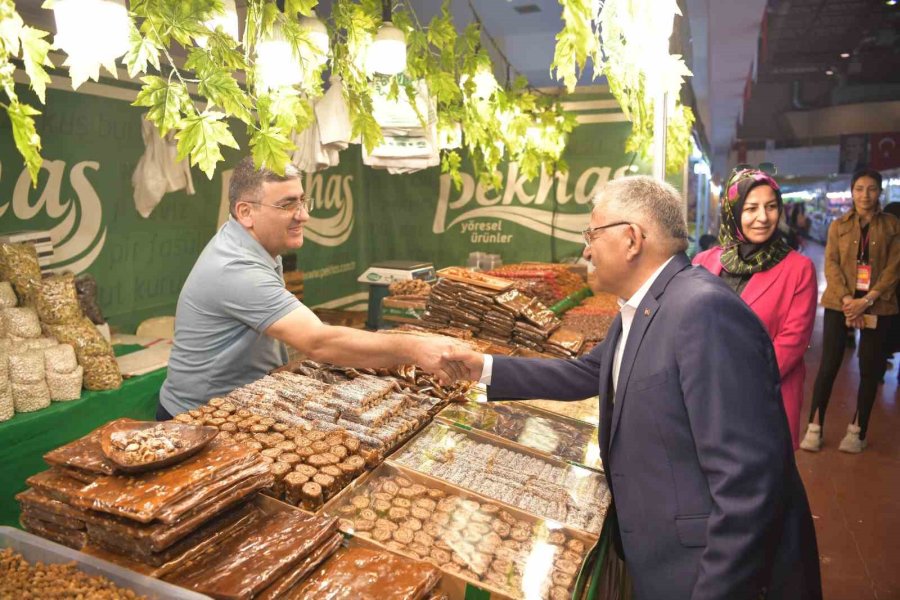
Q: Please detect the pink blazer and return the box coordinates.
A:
[693,247,818,449]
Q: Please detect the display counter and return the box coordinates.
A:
[0,363,165,528]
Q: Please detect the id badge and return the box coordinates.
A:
[856,263,871,292]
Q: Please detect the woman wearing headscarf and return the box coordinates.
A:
[800,169,900,453]
[694,168,818,449]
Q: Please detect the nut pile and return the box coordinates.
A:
[394,425,608,534]
[334,472,587,600]
[0,548,145,599]
[110,425,185,464]
[174,399,369,511]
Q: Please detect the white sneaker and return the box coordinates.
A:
[838,424,867,453]
[799,423,822,452]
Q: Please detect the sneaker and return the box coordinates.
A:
[838,424,867,454]
[799,423,822,452]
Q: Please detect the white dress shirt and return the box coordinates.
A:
[611,256,674,393]
[479,256,675,390]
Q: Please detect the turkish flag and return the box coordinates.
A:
[869,133,900,171]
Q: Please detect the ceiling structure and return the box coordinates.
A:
[16,0,898,182]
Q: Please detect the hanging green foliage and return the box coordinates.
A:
[0,0,53,185]
[2,0,578,187]
[555,0,695,176]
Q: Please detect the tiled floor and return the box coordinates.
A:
[795,241,899,600]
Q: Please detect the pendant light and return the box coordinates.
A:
[366,0,407,75]
[53,0,129,84]
[255,24,303,91]
[198,0,239,48]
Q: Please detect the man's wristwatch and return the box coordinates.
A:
[864,296,874,307]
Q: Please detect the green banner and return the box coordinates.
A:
[0,82,648,332]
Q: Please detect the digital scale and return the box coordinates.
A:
[356,260,436,330]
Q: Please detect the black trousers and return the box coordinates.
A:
[808,309,890,440]
[156,402,174,421]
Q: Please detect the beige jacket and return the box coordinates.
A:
[821,209,900,315]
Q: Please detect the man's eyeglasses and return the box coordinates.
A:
[245,198,312,215]
[731,162,777,178]
[582,221,646,246]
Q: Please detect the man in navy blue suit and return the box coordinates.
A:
[443,176,821,600]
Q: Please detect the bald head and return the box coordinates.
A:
[592,176,689,255]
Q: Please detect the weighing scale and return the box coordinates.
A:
[357,260,436,330]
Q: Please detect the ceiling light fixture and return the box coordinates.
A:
[255,25,303,91]
[840,52,850,58]
[52,0,130,87]
[366,0,407,75]
[825,69,834,75]
[460,64,498,100]
[886,0,897,6]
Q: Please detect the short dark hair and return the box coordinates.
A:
[851,168,882,191]
[229,156,301,217]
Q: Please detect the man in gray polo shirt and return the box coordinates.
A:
[158,157,462,418]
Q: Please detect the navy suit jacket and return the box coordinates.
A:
[489,254,821,600]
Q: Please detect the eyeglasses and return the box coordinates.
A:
[582,221,646,246]
[731,162,777,178]
[245,197,312,215]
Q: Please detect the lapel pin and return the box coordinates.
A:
[644,309,651,317]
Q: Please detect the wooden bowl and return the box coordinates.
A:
[100,421,218,474]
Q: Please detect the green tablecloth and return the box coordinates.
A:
[0,364,166,528]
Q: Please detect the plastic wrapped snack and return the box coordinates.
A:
[0,383,13,421]
[12,380,51,413]
[36,273,83,325]
[8,350,46,384]
[47,365,83,401]
[44,317,112,357]
[0,281,16,307]
[44,343,78,374]
[75,273,106,325]
[20,337,58,352]
[80,355,122,391]
[0,243,42,305]
[3,307,41,338]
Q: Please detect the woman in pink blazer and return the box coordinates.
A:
[694,168,818,449]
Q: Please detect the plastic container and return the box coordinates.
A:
[0,526,211,599]
[436,401,602,471]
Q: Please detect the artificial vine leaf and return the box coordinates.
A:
[0,0,23,56]
[6,100,42,185]
[285,0,319,17]
[193,57,253,125]
[551,0,599,92]
[133,75,193,136]
[18,25,53,103]
[124,22,161,78]
[175,110,239,179]
[249,125,295,174]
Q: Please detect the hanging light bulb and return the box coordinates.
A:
[53,0,129,86]
[197,0,239,48]
[366,0,407,75]
[461,64,498,100]
[255,25,303,91]
[299,15,329,69]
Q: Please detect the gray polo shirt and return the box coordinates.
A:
[159,219,300,415]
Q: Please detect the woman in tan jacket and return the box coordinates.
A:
[801,169,900,453]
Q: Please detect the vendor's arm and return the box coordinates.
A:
[267,305,462,379]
